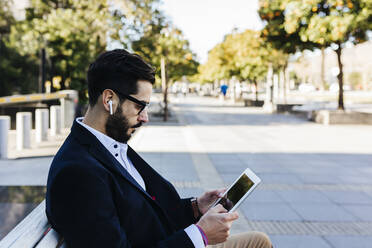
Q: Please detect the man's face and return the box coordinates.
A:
[105,80,152,143]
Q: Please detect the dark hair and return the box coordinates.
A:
[87,49,155,106]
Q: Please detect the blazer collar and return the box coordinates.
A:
[70,120,151,199]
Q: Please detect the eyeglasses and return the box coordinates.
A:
[114,90,149,115]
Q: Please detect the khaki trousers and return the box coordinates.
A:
[207,231,272,248]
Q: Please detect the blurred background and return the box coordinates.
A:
[1,0,372,247]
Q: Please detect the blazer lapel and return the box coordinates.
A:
[127,146,162,190]
[71,121,152,200]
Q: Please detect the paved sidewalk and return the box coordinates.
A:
[6,129,70,159]
[131,95,372,248]
[1,94,372,247]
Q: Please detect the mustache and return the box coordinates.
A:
[131,122,143,128]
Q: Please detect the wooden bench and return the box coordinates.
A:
[0,200,65,248]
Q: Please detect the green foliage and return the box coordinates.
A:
[198,43,231,82]
[133,27,199,82]
[0,0,39,96]
[8,0,124,102]
[260,0,372,109]
[258,0,319,53]
[126,0,198,83]
[0,0,14,35]
[0,41,39,96]
[2,0,198,98]
[284,0,372,46]
[197,29,287,84]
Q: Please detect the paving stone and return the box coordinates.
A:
[258,173,303,184]
[214,164,247,174]
[0,157,52,186]
[174,187,204,198]
[290,203,357,222]
[162,170,197,181]
[246,221,372,236]
[338,175,372,184]
[270,235,332,248]
[248,190,285,203]
[322,191,372,204]
[241,203,302,221]
[296,174,347,184]
[324,235,372,248]
[260,183,372,192]
[277,190,332,204]
[342,205,372,221]
[220,173,242,185]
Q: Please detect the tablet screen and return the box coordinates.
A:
[217,174,255,211]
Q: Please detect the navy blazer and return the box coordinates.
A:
[46,120,197,247]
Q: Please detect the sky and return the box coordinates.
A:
[161,0,263,63]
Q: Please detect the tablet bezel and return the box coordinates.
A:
[212,168,261,212]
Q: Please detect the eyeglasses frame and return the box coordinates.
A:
[112,90,149,115]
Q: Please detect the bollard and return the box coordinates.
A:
[0,116,10,159]
[50,105,61,136]
[35,109,49,142]
[16,112,32,150]
[60,90,78,128]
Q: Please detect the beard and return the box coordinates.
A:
[105,105,142,143]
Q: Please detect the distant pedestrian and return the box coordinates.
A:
[220,84,228,100]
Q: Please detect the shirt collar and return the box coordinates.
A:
[76,117,128,156]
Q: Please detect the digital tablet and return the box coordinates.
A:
[212,168,261,212]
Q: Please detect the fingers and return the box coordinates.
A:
[211,188,227,198]
[211,204,228,213]
[205,188,226,196]
[219,188,227,194]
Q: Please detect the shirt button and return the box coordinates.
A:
[114,144,118,148]
[115,153,118,157]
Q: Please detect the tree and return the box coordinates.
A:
[124,0,198,83]
[197,42,231,83]
[123,0,198,120]
[133,27,198,83]
[198,29,287,101]
[232,30,288,101]
[258,0,320,102]
[281,0,372,109]
[0,0,39,96]
[3,0,198,106]
[8,0,125,102]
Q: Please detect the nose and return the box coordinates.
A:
[138,109,149,123]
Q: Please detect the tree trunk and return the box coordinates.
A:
[38,48,46,93]
[254,79,258,102]
[282,63,287,104]
[161,56,168,121]
[321,47,326,90]
[335,44,344,110]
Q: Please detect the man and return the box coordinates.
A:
[46,49,272,248]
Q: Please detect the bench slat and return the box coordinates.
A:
[0,201,49,248]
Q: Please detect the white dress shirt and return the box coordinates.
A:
[76,118,205,247]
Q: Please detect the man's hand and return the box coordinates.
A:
[196,204,239,245]
[197,188,226,214]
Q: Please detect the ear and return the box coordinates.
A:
[101,89,115,114]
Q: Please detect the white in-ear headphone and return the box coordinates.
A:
[108,100,113,115]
